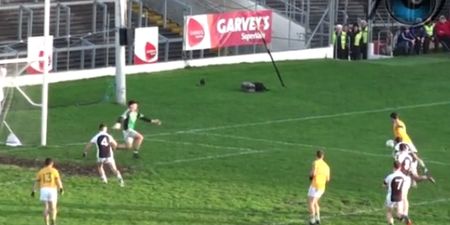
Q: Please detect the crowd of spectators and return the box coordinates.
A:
[332,20,369,60]
[395,15,450,55]
[332,15,450,60]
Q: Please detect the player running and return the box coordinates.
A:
[395,143,435,220]
[113,100,161,158]
[390,112,429,174]
[307,150,330,225]
[83,123,124,187]
[384,161,412,225]
[31,158,64,225]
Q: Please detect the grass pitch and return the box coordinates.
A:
[0,54,449,225]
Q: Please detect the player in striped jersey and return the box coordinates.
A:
[83,123,124,187]
[384,161,412,225]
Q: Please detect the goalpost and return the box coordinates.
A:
[0,0,50,147]
[0,0,128,147]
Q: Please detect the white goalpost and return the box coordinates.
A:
[0,0,50,147]
[0,0,128,147]
[41,0,51,147]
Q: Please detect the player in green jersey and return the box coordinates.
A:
[113,100,161,158]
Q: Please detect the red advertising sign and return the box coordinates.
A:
[134,27,159,64]
[184,10,272,51]
[27,36,53,74]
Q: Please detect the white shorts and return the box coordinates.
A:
[307,186,324,198]
[97,157,116,166]
[122,129,139,143]
[385,198,402,209]
[40,187,58,202]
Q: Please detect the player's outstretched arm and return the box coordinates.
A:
[412,153,428,173]
[56,176,64,195]
[140,116,162,125]
[30,179,38,197]
[309,162,315,181]
[110,139,118,150]
[83,143,93,158]
[150,119,162,125]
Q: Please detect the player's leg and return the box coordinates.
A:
[49,200,58,225]
[314,196,321,224]
[386,206,394,225]
[97,161,107,183]
[133,131,144,152]
[43,202,50,225]
[107,158,124,187]
[410,172,435,184]
[307,187,318,225]
[128,129,144,158]
[307,196,317,225]
[118,130,133,150]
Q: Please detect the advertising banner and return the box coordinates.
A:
[27,36,53,74]
[184,10,272,51]
[134,27,159,64]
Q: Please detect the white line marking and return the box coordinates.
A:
[150,138,288,165]
[0,179,31,187]
[150,138,258,152]
[273,198,450,225]
[196,133,450,166]
[173,100,450,134]
[155,150,266,165]
[323,198,450,218]
[1,100,449,152]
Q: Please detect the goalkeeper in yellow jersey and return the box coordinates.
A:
[113,100,161,158]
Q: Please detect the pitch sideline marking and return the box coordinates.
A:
[195,133,450,166]
[273,198,450,225]
[1,99,450,152]
[169,100,450,134]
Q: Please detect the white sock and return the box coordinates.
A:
[100,175,107,183]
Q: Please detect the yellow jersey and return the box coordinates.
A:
[36,166,61,189]
[393,119,412,143]
[311,159,330,191]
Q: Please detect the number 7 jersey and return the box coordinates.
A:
[384,170,411,202]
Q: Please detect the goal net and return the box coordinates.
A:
[0,57,116,148]
[0,59,42,147]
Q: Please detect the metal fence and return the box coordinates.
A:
[0,0,344,72]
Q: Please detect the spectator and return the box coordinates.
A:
[332,24,348,60]
[360,20,369,59]
[343,24,350,59]
[349,23,362,60]
[422,19,435,54]
[395,27,415,55]
[434,15,450,51]
[411,20,425,54]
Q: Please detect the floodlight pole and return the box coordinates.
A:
[115,0,127,105]
[41,0,50,146]
[328,0,336,45]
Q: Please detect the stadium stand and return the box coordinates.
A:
[0,0,449,71]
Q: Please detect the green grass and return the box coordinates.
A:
[1,55,450,225]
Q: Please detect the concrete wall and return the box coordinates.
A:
[6,46,333,87]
